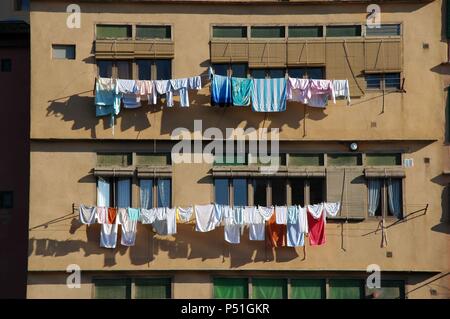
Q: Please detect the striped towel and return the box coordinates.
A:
[251,78,287,112]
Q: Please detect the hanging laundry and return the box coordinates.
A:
[170,78,190,107]
[231,77,253,106]
[287,206,308,247]
[332,80,351,105]
[79,204,97,225]
[155,207,166,221]
[127,207,140,222]
[177,206,193,223]
[307,203,326,245]
[211,74,232,107]
[324,202,341,220]
[257,206,274,221]
[140,208,157,224]
[214,203,224,225]
[116,79,141,108]
[249,224,265,241]
[96,207,108,224]
[252,78,287,112]
[95,77,120,117]
[232,206,245,225]
[189,76,202,90]
[287,77,310,104]
[100,223,118,249]
[117,208,128,225]
[266,212,286,248]
[135,80,157,104]
[107,207,117,224]
[275,206,288,225]
[153,207,177,235]
[154,80,173,107]
[307,79,335,108]
[121,219,137,246]
[225,224,241,244]
[194,204,218,232]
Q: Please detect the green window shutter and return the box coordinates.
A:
[136,26,171,39]
[94,279,131,299]
[251,26,285,38]
[213,26,247,38]
[135,278,171,299]
[96,25,131,39]
[288,26,323,38]
[329,279,364,299]
[214,278,249,299]
[327,25,361,37]
[97,153,132,167]
[289,154,324,166]
[365,280,405,299]
[291,279,326,299]
[136,153,171,166]
[214,154,247,166]
[327,153,362,166]
[252,278,287,299]
[366,153,401,166]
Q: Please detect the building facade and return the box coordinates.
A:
[27,0,449,299]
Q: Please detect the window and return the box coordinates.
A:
[52,45,76,60]
[289,154,324,166]
[0,192,13,209]
[136,153,171,166]
[252,278,287,299]
[214,153,247,166]
[213,26,247,38]
[97,177,131,208]
[365,280,405,299]
[157,179,171,207]
[366,24,401,37]
[97,60,132,79]
[249,153,286,166]
[97,153,132,167]
[1,59,12,72]
[288,26,323,38]
[251,68,285,79]
[326,25,362,37]
[290,178,325,206]
[94,279,131,299]
[94,278,171,299]
[271,179,286,206]
[214,278,248,299]
[366,153,401,166]
[214,178,247,206]
[291,279,326,299]
[212,63,248,78]
[368,178,403,219]
[140,180,153,209]
[135,278,171,299]
[14,0,29,11]
[251,26,285,38]
[136,26,171,39]
[328,279,364,299]
[288,67,324,79]
[136,59,172,80]
[253,179,267,206]
[365,73,401,90]
[96,25,132,39]
[327,153,362,166]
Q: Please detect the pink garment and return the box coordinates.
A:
[96,207,108,224]
[287,77,310,103]
[135,80,157,104]
[309,79,336,103]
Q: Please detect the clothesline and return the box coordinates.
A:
[78,202,340,249]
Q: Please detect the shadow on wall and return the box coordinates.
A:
[28,218,302,268]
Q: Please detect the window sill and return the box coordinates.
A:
[94,167,134,177]
[326,216,365,222]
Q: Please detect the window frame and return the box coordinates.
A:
[288,25,324,39]
[363,23,402,38]
[325,24,363,38]
[364,72,402,91]
[139,177,173,208]
[135,24,173,41]
[367,177,404,219]
[211,25,249,40]
[95,24,133,40]
[51,44,76,60]
[93,276,173,299]
[326,153,363,167]
[214,178,248,207]
[97,60,133,79]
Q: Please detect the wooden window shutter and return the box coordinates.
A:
[287,41,325,66]
[249,42,286,68]
[210,41,249,63]
[95,40,174,59]
[364,39,401,72]
[326,168,366,218]
[325,41,364,97]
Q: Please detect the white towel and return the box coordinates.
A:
[121,219,137,246]
[155,207,166,221]
[249,224,265,241]
[100,224,118,248]
[79,204,97,225]
[307,203,324,219]
[225,224,241,244]
[275,206,288,225]
[177,206,193,223]
[324,202,341,218]
[333,80,351,104]
[257,206,274,221]
[194,204,217,232]
[140,208,157,224]
[166,208,177,235]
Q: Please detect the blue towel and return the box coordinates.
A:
[251,78,287,112]
[95,78,120,117]
[211,74,232,107]
[232,77,253,106]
